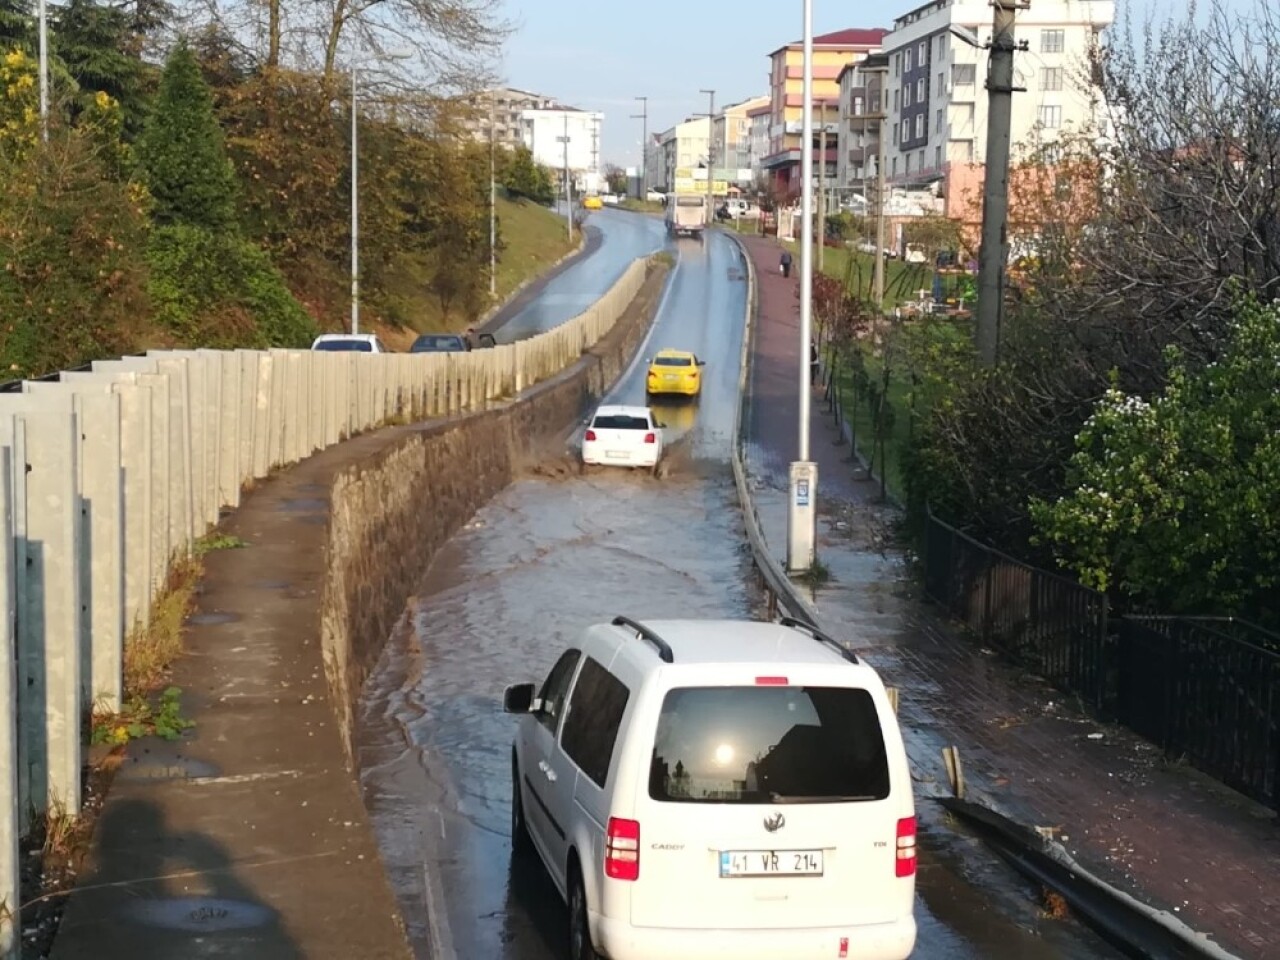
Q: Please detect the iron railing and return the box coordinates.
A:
[923,510,1110,709]
[1117,616,1279,810]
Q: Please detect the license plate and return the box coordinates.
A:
[719,850,824,877]
[605,449,627,458]
[664,374,678,380]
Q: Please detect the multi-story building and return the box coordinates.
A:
[520,107,605,193]
[463,86,562,147]
[746,101,772,181]
[762,27,888,199]
[837,52,891,204]
[654,117,710,194]
[881,0,1114,226]
[712,95,770,183]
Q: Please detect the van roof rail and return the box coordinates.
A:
[611,616,675,663]
[778,616,859,665]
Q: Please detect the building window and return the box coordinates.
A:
[1041,67,1063,91]
[903,85,911,107]
[1038,105,1062,128]
[917,41,926,65]
[891,156,898,175]
[936,108,944,133]
[1041,29,1064,53]
[893,123,899,146]
[914,114,924,138]
[905,48,912,71]
[935,145,942,168]
[901,118,909,141]
[905,153,912,173]
[894,53,901,76]
[936,34,946,58]
[893,89,899,112]
[951,63,976,85]
[916,77,925,101]
[938,71,945,94]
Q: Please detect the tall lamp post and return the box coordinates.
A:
[557,115,573,242]
[632,96,648,197]
[37,0,48,141]
[787,0,818,574]
[700,89,716,219]
[489,90,497,298]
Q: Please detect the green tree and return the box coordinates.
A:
[502,144,554,204]
[137,40,236,229]
[53,0,151,134]
[1030,295,1280,623]
[0,0,32,51]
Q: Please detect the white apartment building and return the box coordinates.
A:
[881,0,1113,191]
[521,107,605,192]
[712,95,770,182]
[464,87,562,147]
[654,117,710,193]
[837,52,891,203]
[747,102,772,180]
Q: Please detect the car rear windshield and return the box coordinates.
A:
[314,340,372,352]
[591,414,651,430]
[654,356,691,366]
[412,336,463,351]
[648,685,890,804]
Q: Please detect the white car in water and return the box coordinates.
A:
[581,404,665,471]
[503,615,918,960]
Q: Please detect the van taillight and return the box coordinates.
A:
[643,432,656,444]
[585,429,597,441]
[895,816,917,877]
[605,817,640,881]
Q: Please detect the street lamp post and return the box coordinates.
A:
[632,96,648,197]
[700,89,716,221]
[37,0,48,141]
[350,38,413,336]
[489,91,497,298]
[557,115,573,242]
[787,0,818,574]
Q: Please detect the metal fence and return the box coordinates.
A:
[923,510,1109,709]
[1117,616,1279,810]
[923,510,1280,812]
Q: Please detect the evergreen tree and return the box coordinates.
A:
[137,40,236,229]
[0,0,33,52]
[53,0,149,132]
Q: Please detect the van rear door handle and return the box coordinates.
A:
[538,760,557,782]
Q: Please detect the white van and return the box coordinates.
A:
[503,616,917,960]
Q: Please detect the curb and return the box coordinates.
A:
[721,234,1241,960]
[938,798,1244,960]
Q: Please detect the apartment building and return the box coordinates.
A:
[712,95,770,180]
[747,101,772,179]
[653,116,710,194]
[463,86,562,147]
[837,52,891,202]
[762,27,888,199]
[881,0,1114,220]
[520,107,605,192]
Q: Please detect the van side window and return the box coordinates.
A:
[559,657,630,788]
[536,649,581,735]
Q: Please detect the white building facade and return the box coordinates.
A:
[881,0,1114,188]
[520,108,605,192]
[837,52,890,205]
[654,117,710,193]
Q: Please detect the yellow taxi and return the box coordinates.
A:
[645,348,705,397]
[583,195,603,210]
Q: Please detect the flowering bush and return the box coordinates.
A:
[1031,295,1280,620]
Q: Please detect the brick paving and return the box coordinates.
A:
[735,233,1280,959]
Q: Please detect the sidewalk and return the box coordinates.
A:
[735,233,1280,960]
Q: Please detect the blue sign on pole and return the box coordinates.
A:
[796,480,810,507]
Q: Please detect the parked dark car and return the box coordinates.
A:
[409,332,497,353]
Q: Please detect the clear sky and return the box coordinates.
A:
[496,0,1255,170]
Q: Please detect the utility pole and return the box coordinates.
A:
[699,89,716,223]
[37,0,48,141]
[817,100,828,271]
[632,96,648,197]
[868,56,890,310]
[788,0,818,574]
[489,90,497,297]
[350,38,360,335]
[557,115,573,241]
[975,1,1027,366]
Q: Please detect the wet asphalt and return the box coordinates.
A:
[356,216,1124,959]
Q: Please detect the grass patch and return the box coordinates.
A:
[621,198,664,214]
[830,353,913,501]
[794,558,832,585]
[122,553,202,697]
[781,239,933,313]
[92,687,194,746]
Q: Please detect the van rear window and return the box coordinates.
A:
[648,686,890,804]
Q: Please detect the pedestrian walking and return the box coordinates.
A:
[463,326,477,350]
[810,339,819,385]
[780,250,793,278]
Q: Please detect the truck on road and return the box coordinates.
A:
[665,194,707,239]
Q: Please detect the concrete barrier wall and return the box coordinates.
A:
[0,255,649,957]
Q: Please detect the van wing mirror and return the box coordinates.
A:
[502,682,536,714]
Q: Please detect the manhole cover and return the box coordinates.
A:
[117,756,218,781]
[124,897,275,932]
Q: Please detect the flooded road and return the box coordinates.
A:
[492,208,667,343]
[358,231,1122,959]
